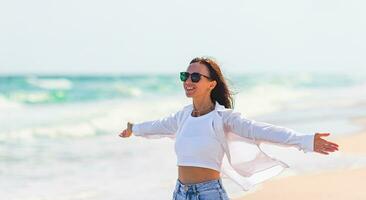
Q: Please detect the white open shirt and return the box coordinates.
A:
[132,101,314,191]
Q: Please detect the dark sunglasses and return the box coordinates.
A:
[180,72,211,83]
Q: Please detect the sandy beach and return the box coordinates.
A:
[234,117,366,200]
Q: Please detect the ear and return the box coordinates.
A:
[210,80,217,89]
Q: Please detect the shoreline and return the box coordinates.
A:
[233,116,366,200]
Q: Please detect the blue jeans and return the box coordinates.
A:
[172,178,230,200]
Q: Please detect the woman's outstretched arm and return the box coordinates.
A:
[224,111,339,154]
[119,110,181,139]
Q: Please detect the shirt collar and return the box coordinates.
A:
[183,100,228,112]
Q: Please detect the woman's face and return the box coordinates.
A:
[183,62,217,98]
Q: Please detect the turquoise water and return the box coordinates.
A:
[1,71,364,105]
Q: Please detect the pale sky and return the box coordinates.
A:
[0,0,365,74]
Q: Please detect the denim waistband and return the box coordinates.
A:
[174,178,224,194]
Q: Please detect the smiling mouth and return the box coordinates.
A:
[185,86,196,92]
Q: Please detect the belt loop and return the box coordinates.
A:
[177,179,182,191]
[184,184,189,192]
[192,184,197,193]
[218,178,223,189]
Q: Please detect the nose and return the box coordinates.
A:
[185,79,192,84]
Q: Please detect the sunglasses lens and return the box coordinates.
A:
[191,73,201,83]
[180,72,188,81]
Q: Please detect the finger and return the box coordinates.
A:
[322,146,337,152]
[322,143,339,151]
[321,142,339,150]
[327,142,339,147]
[324,146,339,152]
[318,150,329,155]
[120,131,126,137]
[317,133,331,137]
[120,131,126,136]
[316,132,329,135]
[324,143,339,149]
[316,140,339,149]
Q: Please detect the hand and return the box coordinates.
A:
[314,133,339,155]
[119,128,132,138]
[118,122,133,138]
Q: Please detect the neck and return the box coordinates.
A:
[192,97,215,116]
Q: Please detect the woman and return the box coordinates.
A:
[119,57,339,200]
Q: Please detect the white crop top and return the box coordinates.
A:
[174,110,225,172]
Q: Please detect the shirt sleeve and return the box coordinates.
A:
[132,110,180,138]
[224,111,315,153]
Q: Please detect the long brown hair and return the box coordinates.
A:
[189,56,236,109]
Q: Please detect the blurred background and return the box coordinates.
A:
[1,0,366,199]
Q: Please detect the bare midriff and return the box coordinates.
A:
[178,166,221,184]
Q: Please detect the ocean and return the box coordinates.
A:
[1,71,366,199]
